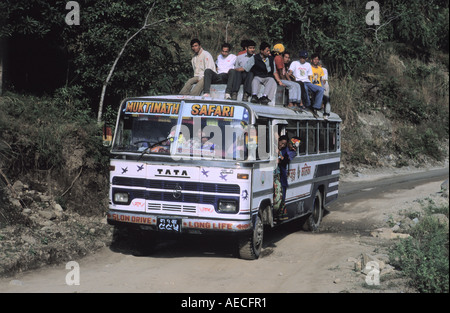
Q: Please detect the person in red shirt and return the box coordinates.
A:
[273,44,302,110]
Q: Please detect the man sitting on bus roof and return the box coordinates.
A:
[227,39,256,101]
[179,39,216,96]
[202,43,237,99]
[288,50,324,118]
[273,44,302,110]
[243,42,284,105]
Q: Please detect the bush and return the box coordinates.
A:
[395,125,444,160]
[390,203,449,293]
[0,92,110,216]
[0,91,108,175]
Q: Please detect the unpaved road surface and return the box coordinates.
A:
[0,167,448,293]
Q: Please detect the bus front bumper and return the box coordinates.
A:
[107,210,252,233]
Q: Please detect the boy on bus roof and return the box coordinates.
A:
[243,42,284,105]
[179,39,216,96]
[288,50,324,118]
[273,44,302,110]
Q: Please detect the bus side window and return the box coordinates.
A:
[287,121,298,156]
[307,121,318,154]
[329,122,337,152]
[299,121,307,155]
[275,123,287,156]
[255,119,270,160]
[319,122,327,153]
[277,124,286,137]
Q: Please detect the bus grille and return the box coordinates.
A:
[112,177,241,212]
[147,202,197,213]
[112,177,240,194]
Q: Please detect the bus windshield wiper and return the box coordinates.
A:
[137,137,173,161]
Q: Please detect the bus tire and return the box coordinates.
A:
[238,211,264,260]
[303,189,323,232]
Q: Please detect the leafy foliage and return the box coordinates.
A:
[390,201,449,293]
[0,91,108,175]
[61,1,185,106]
[1,0,448,99]
[388,0,449,53]
[0,0,66,38]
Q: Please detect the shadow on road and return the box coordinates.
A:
[109,226,238,259]
[109,216,315,260]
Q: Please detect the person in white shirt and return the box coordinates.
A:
[320,61,331,120]
[203,43,237,99]
[288,50,324,117]
[179,39,216,96]
[227,39,256,101]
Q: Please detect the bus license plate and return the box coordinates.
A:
[157,218,181,232]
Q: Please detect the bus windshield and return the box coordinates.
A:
[112,100,252,160]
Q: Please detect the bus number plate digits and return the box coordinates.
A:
[158,218,181,232]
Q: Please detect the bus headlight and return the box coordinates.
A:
[114,192,129,204]
[218,199,238,214]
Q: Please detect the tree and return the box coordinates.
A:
[1,0,448,108]
[96,1,176,123]
[61,0,184,123]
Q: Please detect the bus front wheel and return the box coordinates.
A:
[238,211,263,260]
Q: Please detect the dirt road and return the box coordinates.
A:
[0,167,448,294]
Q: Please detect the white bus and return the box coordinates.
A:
[107,94,341,259]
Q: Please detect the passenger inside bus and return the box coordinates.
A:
[145,126,178,154]
[175,127,220,158]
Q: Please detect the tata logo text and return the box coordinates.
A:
[156,169,189,177]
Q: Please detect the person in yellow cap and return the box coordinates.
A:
[273,44,302,110]
[273,43,285,54]
[272,44,285,71]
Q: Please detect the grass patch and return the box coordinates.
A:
[389,201,449,293]
[332,48,448,167]
[0,89,109,175]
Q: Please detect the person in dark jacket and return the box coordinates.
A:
[277,136,300,220]
[243,42,284,105]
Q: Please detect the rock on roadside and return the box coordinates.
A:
[0,180,113,277]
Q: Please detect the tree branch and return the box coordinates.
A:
[60,166,83,198]
[368,15,400,44]
[97,2,175,124]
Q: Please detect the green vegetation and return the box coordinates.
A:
[0,90,109,175]
[0,90,110,219]
[333,49,449,165]
[390,200,449,293]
